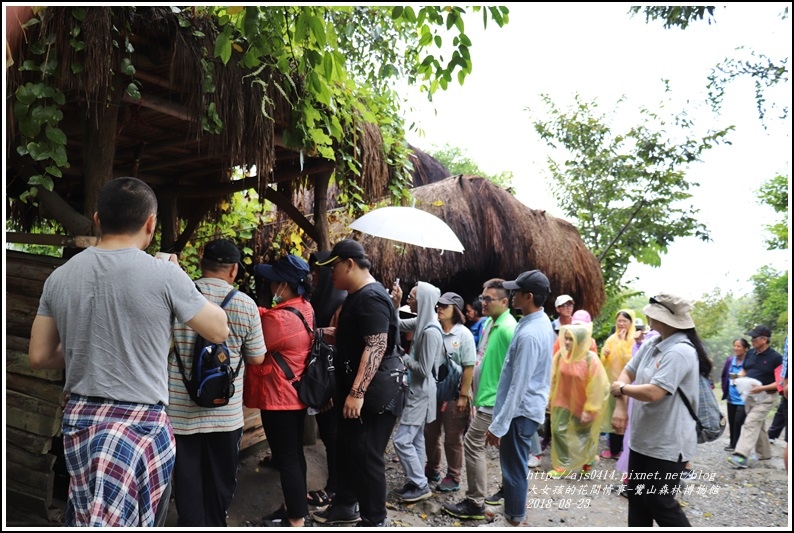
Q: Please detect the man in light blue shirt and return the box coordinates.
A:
[485,270,555,526]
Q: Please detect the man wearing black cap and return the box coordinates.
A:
[312,239,399,527]
[484,270,555,526]
[167,238,266,526]
[728,325,782,469]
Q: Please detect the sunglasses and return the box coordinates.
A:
[435,303,450,311]
[478,295,504,304]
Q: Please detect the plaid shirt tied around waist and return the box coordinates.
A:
[62,394,175,527]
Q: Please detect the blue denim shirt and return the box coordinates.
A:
[489,309,555,437]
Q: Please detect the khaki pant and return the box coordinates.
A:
[463,409,493,505]
[735,391,776,460]
[425,400,470,482]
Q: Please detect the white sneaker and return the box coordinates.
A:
[528,454,542,468]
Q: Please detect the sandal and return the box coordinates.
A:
[307,489,334,506]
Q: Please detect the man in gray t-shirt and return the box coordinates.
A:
[29,177,229,527]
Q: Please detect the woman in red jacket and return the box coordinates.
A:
[244,254,314,527]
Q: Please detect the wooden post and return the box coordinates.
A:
[313,170,332,251]
[81,78,124,224]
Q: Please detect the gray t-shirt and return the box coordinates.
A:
[37,247,207,405]
[624,332,699,462]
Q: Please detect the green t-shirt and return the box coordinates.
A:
[474,310,517,408]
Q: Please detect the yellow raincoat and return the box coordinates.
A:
[599,309,636,433]
[549,324,610,472]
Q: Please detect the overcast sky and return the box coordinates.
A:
[404,3,791,301]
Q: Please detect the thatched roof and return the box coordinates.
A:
[5,7,390,245]
[354,175,606,318]
[408,144,452,186]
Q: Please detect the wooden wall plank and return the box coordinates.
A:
[6,444,58,473]
[7,373,66,405]
[5,489,51,520]
[6,406,62,436]
[6,427,55,454]
[6,461,55,502]
[6,349,64,381]
[7,334,31,352]
[6,275,47,297]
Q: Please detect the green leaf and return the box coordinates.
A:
[391,6,404,19]
[70,38,85,52]
[13,101,29,118]
[125,82,141,99]
[119,57,135,76]
[16,84,37,105]
[45,125,67,145]
[19,116,41,138]
[178,16,191,28]
[309,15,326,47]
[71,62,85,74]
[21,16,40,29]
[434,35,442,48]
[296,10,310,41]
[217,34,233,64]
[27,142,52,161]
[45,165,63,178]
[28,174,55,191]
[51,144,68,166]
[52,89,66,106]
[19,59,39,72]
[71,8,87,22]
[322,52,334,81]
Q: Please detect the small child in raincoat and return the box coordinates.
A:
[548,323,610,477]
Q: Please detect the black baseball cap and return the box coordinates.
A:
[503,270,550,295]
[746,325,772,338]
[315,239,366,266]
[203,239,241,264]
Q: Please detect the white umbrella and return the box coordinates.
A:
[349,206,465,253]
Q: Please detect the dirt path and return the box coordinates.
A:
[165,419,790,528]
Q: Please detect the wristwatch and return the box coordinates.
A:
[619,384,626,396]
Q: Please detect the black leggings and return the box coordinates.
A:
[727,402,747,449]
[260,409,308,520]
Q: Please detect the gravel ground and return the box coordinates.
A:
[200,403,790,529]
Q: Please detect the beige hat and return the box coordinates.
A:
[643,292,695,329]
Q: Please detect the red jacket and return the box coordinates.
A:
[243,297,314,410]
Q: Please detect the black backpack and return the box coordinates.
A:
[174,287,241,408]
[271,307,337,410]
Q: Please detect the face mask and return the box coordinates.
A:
[272,284,284,307]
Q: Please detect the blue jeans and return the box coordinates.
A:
[393,423,428,489]
[499,416,539,523]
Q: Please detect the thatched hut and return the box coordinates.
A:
[357,175,606,317]
[4,6,402,523]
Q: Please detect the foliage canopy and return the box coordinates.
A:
[533,93,733,292]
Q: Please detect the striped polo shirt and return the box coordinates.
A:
[166,277,266,434]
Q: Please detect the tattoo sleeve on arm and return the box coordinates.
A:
[350,332,388,398]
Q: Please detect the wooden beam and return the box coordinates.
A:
[121,92,195,122]
[263,186,319,243]
[154,159,335,199]
[155,176,260,199]
[5,233,98,248]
